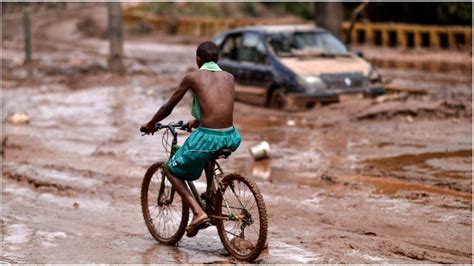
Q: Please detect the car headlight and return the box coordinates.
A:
[297,75,326,91]
[368,67,382,83]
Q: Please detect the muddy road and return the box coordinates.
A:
[2,7,472,263]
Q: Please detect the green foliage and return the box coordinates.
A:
[280,2,314,20]
[435,2,472,25]
[137,2,472,26]
[364,2,472,25]
[242,2,261,17]
[143,2,221,18]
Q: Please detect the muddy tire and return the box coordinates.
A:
[215,173,268,262]
[141,162,189,245]
[270,89,288,110]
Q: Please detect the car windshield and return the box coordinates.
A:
[269,31,348,57]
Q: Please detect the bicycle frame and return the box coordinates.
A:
[156,125,250,224]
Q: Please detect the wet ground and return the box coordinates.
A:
[2,7,472,263]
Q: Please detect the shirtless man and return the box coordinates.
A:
[140,42,241,237]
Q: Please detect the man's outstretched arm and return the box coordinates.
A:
[142,74,193,131]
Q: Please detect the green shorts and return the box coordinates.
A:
[167,126,241,181]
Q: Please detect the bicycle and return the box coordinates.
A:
[140,121,268,262]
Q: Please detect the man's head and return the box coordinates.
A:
[196,41,219,68]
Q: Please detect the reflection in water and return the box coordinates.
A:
[251,160,272,180]
[141,243,185,264]
[140,235,237,263]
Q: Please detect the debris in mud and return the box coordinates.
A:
[7,112,30,125]
[320,171,337,183]
[374,93,408,104]
[73,202,80,209]
[287,119,296,127]
[363,231,377,236]
[403,192,430,200]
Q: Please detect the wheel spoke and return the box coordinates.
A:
[144,165,186,242]
[216,175,268,258]
[224,229,240,238]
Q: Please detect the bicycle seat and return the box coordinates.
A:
[214,148,233,160]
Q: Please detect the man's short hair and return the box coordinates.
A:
[196,41,219,63]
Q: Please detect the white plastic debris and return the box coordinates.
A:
[250,141,271,160]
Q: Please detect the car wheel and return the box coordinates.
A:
[270,89,287,110]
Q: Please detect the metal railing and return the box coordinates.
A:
[341,21,472,49]
[124,7,472,50]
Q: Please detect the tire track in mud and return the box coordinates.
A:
[389,242,472,264]
[2,159,142,204]
[2,132,144,207]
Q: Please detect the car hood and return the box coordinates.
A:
[280,55,371,77]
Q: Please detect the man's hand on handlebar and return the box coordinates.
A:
[140,120,190,136]
[187,119,200,132]
[140,122,156,135]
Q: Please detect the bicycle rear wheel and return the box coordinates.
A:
[215,173,268,262]
[141,162,189,245]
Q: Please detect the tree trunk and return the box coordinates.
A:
[107,2,125,75]
[346,1,369,45]
[314,2,344,39]
[22,3,32,64]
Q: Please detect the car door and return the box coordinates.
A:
[218,33,245,81]
[235,32,273,105]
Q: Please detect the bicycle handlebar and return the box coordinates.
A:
[140,120,189,135]
[155,120,188,130]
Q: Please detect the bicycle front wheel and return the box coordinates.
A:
[141,162,189,245]
[215,173,268,262]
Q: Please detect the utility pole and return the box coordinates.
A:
[107,2,125,74]
[314,2,344,39]
[22,2,32,64]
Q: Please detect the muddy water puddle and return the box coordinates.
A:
[363,149,472,180]
[343,175,471,201]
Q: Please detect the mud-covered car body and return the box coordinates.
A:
[213,24,384,109]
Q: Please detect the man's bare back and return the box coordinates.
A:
[190,70,235,129]
[139,69,235,131]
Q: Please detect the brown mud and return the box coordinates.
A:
[2,6,472,263]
